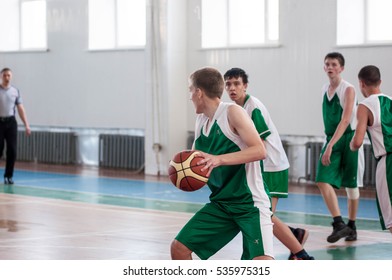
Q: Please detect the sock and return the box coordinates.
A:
[294,249,309,259]
[347,220,356,230]
[333,216,344,224]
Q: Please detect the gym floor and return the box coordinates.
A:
[0,162,391,260]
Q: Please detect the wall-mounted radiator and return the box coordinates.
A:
[99,134,144,170]
[16,131,77,164]
[363,144,377,187]
[304,142,323,182]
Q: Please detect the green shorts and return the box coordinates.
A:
[263,169,289,198]
[316,132,360,189]
[175,202,273,260]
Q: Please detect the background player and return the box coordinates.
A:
[350,65,392,234]
[224,67,313,260]
[316,52,364,243]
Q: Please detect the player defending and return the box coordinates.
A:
[224,68,313,260]
[316,52,364,243]
[171,67,274,260]
[351,65,392,234]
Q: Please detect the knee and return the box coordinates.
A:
[170,239,192,260]
[346,187,360,200]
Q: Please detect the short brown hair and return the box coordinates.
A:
[358,65,381,86]
[190,67,224,99]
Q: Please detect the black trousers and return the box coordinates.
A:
[0,116,18,178]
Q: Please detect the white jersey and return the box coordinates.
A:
[243,95,290,172]
[360,93,392,158]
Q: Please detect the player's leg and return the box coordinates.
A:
[171,240,193,259]
[264,170,311,258]
[239,206,274,260]
[375,155,392,234]
[316,141,351,243]
[172,202,239,260]
[342,134,362,241]
[272,215,313,259]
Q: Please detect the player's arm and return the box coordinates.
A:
[198,105,266,176]
[321,87,355,166]
[351,104,370,151]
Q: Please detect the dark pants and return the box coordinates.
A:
[0,116,18,178]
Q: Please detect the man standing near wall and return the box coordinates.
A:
[0,68,31,184]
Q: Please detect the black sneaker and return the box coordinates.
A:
[291,255,315,260]
[345,228,357,241]
[288,228,310,260]
[4,177,14,185]
[327,221,352,243]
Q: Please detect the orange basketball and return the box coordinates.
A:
[168,150,208,192]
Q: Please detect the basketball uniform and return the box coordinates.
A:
[175,102,273,260]
[360,93,392,230]
[316,80,364,188]
[243,95,290,198]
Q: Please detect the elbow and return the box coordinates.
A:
[258,146,267,161]
[350,139,362,151]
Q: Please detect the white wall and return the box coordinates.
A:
[0,0,146,129]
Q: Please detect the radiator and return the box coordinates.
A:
[99,134,144,170]
[34,131,77,164]
[304,142,323,182]
[363,144,377,187]
[17,130,35,161]
[17,131,77,164]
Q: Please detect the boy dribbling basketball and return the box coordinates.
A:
[170,67,274,260]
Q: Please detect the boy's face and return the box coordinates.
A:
[188,80,203,114]
[225,76,247,104]
[323,58,344,79]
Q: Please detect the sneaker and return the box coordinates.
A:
[288,228,310,260]
[345,228,357,241]
[327,221,352,243]
[291,255,315,260]
[4,177,14,185]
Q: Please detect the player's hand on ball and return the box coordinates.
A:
[194,151,222,177]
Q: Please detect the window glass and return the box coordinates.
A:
[0,0,46,51]
[89,0,146,50]
[337,0,392,45]
[21,0,47,49]
[201,0,279,49]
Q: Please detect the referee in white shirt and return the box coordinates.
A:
[0,68,31,185]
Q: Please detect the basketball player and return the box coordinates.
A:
[351,65,392,234]
[316,52,364,243]
[171,67,274,260]
[224,67,313,260]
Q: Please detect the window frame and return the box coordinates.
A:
[88,0,146,51]
[0,0,48,53]
[336,0,392,47]
[200,0,280,50]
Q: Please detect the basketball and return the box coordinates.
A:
[168,150,209,191]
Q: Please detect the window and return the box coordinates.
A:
[0,0,47,51]
[337,0,392,45]
[88,0,146,50]
[201,0,279,48]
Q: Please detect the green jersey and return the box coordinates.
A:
[194,102,271,209]
[322,80,357,137]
